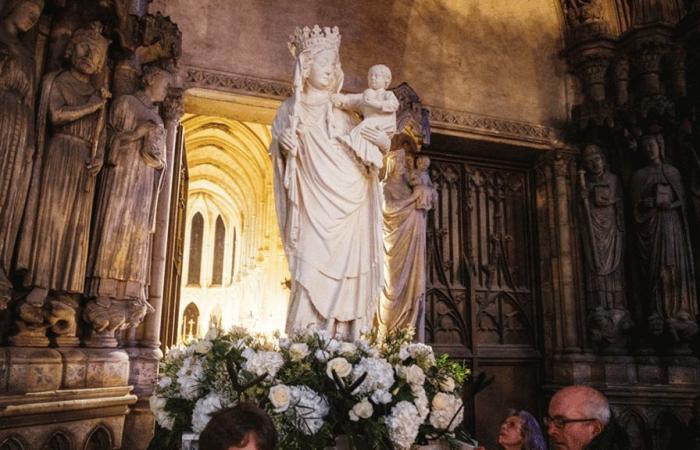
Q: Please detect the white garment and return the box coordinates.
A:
[270,97,384,339]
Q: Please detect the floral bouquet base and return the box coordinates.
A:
[153,326,472,450]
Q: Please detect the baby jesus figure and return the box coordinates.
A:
[408,165,438,211]
[332,64,399,169]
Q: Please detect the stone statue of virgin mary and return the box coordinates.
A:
[270,26,389,339]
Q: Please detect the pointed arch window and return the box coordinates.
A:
[187,213,204,286]
[230,227,237,281]
[212,215,225,286]
[182,302,200,342]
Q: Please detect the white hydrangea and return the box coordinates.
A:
[176,356,204,400]
[288,385,330,435]
[314,349,330,362]
[157,376,172,389]
[278,337,291,350]
[149,395,174,430]
[412,385,430,421]
[404,343,436,369]
[371,389,393,405]
[386,401,422,450]
[191,392,228,433]
[243,351,284,379]
[351,357,395,395]
[428,392,463,431]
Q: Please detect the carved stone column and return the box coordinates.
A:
[536,150,584,359]
[122,87,184,450]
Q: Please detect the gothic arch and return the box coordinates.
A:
[212,215,226,286]
[182,302,200,341]
[0,436,27,450]
[83,425,112,450]
[43,430,73,450]
[187,212,204,286]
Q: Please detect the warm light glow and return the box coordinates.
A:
[178,115,289,342]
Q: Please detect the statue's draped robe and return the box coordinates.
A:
[378,175,430,338]
[581,171,625,309]
[88,92,165,302]
[0,32,34,294]
[271,98,383,339]
[631,162,697,320]
[17,71,103,293]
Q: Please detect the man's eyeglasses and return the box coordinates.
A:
[543,416,597,429]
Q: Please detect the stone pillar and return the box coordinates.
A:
[122,87,184,450]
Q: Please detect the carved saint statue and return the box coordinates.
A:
[84,65,171,347]
[378,151,437,340]
[270,26,388,339]
[631,135,698,343]
[0,0,43,309]
[14,22,110,346]
[578,144,631,347]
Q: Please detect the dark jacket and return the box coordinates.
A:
[584,417,630,450]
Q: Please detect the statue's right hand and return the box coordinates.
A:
[279,128,298,157]
[88,94,108,112]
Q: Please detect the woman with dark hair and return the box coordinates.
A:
[198,402,277,450]
[497,409,547,450]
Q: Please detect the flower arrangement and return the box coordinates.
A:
[149,326,473,450]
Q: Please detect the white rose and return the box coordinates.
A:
[338,342,357,355]
[432,392,450,411]
[326,357,352,379]
[348,410,359,421]
[289,343,310,361]
[440,377,455,392]
[352,398,374,420]
[269,385,291,412]
[405,364,425,386]
[326,339,340,353]
[398,345,409,361]
[193,339,212,354]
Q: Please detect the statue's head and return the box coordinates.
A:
[368,64,392,90]
[3,0,43,33]
[416,155,431,171]
[639,134,664,163]
[289,26,343,93]
[582,143,606,176]
[65,22,110,76]
[141,65,172,102]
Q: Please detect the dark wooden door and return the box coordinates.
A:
[424,135,543,448]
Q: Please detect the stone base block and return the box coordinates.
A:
[0,386,136,449]
[84,349,130,388]
[3,347,62,394]
[58,348,88,389]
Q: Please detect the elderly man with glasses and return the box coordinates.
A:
[545,385,629,450]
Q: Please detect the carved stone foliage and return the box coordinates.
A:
[424,156,537,354]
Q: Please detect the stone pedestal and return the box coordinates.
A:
[1,347,62,394]
[84,349,130,388]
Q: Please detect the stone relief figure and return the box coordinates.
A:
[631,135,699,343]
[83,65,170,347]
[377,150,437,341]
[0,0,43,310]
[577,144,632,348]
[270,25,388,339]
[331,64,398,170]
[14,22,110,346]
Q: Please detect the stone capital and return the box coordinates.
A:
[162,88,185,122]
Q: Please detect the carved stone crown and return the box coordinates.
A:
[288,25,341,57]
